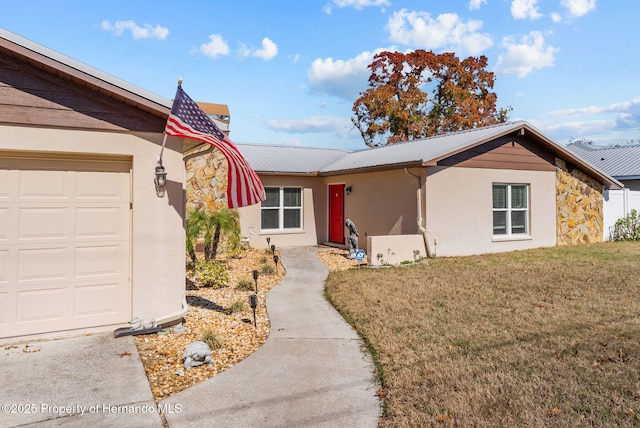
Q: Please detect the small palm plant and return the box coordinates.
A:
[186,207,241,261]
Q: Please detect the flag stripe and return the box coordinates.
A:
[164,86,265,208]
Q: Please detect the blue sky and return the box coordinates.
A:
[1,0,638,150]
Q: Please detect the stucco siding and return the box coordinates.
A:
[328,169,421,240]
[237,175,325,248]
[0,124,186,333]
[425,166,557,257]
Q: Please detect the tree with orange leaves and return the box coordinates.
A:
[352,50,511,147]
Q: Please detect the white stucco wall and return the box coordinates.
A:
[237,175,324,249]
[425,166,557,257]
[0,124,186,330]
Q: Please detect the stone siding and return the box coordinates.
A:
[556,158,604,245]
[185,147,228,212]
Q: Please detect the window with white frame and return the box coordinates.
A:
[261,187,302,230]
[492,184,529,236]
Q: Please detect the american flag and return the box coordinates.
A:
[164,85,265,208]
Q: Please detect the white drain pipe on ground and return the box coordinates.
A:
[405,168,435,258]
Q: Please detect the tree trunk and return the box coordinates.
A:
[211,226,221,259]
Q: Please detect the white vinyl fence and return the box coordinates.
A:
[603,188,640,240]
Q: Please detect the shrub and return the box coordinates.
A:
[236,278,254,291]
[611,209,640,241]
[201,330,223,350]
[230,299,246,313]
[261,263,275,275]
[194,259,229,288]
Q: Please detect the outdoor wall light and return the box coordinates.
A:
[154,160,168,198]
[345,186,352,195]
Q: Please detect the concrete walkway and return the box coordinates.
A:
[161,246,381,427]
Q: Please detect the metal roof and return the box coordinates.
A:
[0,27,172,115]
[239,121,622,189]
[236,143,350,175]
[567,143,640,179]
[320,121,530,173]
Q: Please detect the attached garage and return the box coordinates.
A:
[0,28,188,342]
[0,153,131,337]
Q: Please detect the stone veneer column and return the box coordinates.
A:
[185,147,228,212]
[555,158,604,245]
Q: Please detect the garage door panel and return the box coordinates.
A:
[0,290,10,325]
[0,169,9,198]
[75,206,128,239]
[19,169,73,200]
[19,207,70,240]
[75,244,127,278]
[17,286,69,323]
[76,170,129,201]
[17,247,69,282]
[74,281,126,317]
[0,208,9,241]
[0,153,131,339]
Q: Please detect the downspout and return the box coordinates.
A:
[405,168,435,258]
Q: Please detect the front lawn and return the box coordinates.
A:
[325,242,640,427]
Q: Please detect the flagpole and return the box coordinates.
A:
[155,78,183,197]
[158,77,183,164]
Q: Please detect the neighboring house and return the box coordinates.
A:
[567,142,640,239]
[0,29,195,341]
[213,121,621,262]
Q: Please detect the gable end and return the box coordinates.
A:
[437,136,556,171]
[0,50,166,132]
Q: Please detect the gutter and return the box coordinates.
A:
[405,168,435,258]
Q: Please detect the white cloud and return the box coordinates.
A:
[385,9,493,56]
[307,50,382,101]
[548,96,640,130]
[551,12,563,22]
[253,38,279,60]
[561,0,597,17]
[239,38,278,60]
[196,34,230,58]
[324,0,390,14]
[469,0,487,11]
[101,20,169,40]
[494,31,558,77]
[552,0,596,23]
[266,115,350,133]
[511,0,542,20]
[541,96,640,144]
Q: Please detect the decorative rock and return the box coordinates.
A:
[172,324,187,334]
[183,341,212,370]
[175,369,185,377]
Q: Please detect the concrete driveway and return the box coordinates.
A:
[1,333,163,427]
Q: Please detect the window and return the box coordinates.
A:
[493,184,528,236]
[261,187,302,230]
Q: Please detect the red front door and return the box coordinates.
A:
[328,184,345,244]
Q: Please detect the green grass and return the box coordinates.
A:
[325,241,640,427]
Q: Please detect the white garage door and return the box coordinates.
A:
[0,152,131,339]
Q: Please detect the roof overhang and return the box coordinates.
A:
[318,160,425,176]
[0,28,171,119]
